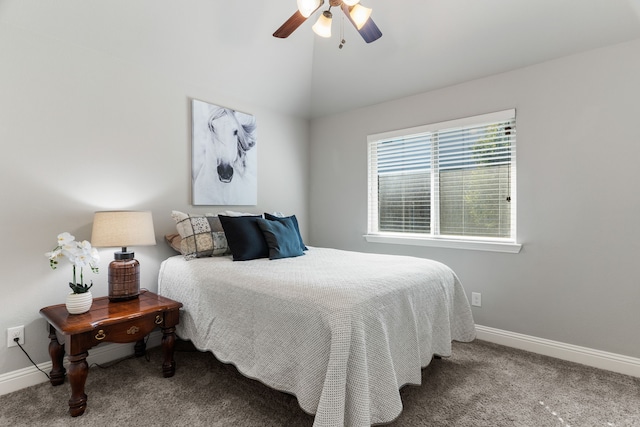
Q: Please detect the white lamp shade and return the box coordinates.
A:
[350,4,372,29]
[312,11,332,38]
[343,0,360,6]
[297,0,322,18]
[91,211,156,248]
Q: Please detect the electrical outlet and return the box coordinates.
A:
[7,326,24,348]
[471,292,482,307]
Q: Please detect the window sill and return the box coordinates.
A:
[364,234,522,253]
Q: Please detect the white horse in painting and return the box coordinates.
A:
[192,103,257,205]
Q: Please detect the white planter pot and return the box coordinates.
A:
[66,291,93,314]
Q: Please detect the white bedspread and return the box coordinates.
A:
[158,247,475,427]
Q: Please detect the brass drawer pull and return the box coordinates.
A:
[127,326,140,335]
[95,330,106,340]
[155,315,163,325]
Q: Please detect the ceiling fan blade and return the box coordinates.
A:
[356,18,382,43]
[273,1,325,39]
[273,11,308,38]
[341,4,382,43]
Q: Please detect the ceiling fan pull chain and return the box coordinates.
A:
[339,13,346,49]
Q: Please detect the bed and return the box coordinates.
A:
[157,245,476,427]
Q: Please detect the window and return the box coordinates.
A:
[366,109,520,253]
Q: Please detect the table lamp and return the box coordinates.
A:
[91,211,156,301]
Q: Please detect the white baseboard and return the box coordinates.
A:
[475,325,640,378]
[2,326,639,397]
[0,331,162,396]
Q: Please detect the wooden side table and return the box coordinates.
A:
[40,290,183,417]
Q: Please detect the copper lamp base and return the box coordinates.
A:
[108,252,140,302]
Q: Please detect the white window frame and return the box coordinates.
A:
[365,109,522,253]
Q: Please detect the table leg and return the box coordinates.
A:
[47,324,66,386]
[67,352,89,417]
[161,326,176,378]
[134,339,146,357]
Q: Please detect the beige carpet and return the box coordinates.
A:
[1,339,638,426]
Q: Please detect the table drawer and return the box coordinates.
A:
[91,312,166,344]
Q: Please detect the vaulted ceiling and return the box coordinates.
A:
[3,0,640,119]
[306,0,640,117]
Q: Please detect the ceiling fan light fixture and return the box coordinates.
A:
[312,10,333,38]
[349,3,372,30]
[342,0,360,5]
[297,0,323,18]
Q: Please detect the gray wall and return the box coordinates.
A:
[309,38,640,359]
[0,2,310,375]
[2,0,638,382]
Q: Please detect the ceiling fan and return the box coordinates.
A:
[273,0,382,44]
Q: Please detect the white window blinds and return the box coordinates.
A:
[368,109,516,242]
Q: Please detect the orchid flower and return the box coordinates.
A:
[46,232,100,294]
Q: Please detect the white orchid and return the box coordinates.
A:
[46,232,100,294]
[57,232,75,246]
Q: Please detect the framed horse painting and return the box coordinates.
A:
[191,98,257,205]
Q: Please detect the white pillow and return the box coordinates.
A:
[218,210,260,217]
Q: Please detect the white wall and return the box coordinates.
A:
[309,38,640,359]
[0,3,310,375]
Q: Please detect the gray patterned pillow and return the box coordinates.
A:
[171,211,229,260]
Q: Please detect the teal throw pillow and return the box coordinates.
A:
[257,218,305,260]
[264,213,307,251]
